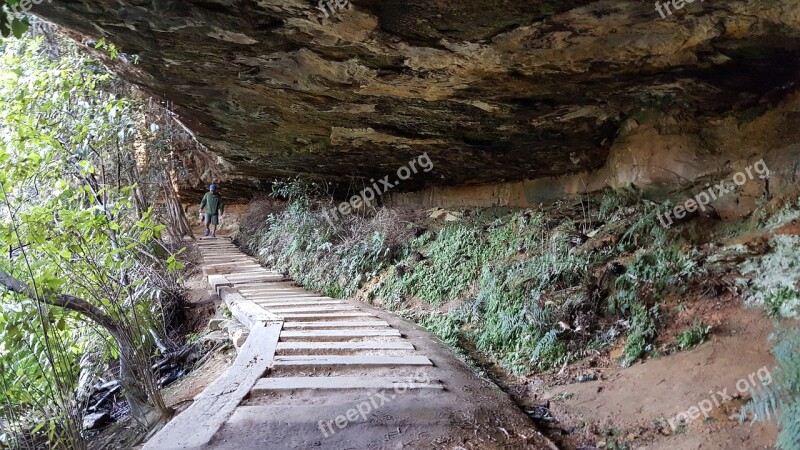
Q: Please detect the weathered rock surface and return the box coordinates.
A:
[34,0,800,194]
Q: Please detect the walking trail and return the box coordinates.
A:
[144,237,556,450]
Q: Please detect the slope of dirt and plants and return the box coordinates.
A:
[236,178,800,449]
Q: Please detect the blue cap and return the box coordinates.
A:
[210,184,216,190]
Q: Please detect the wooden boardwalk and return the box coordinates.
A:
[144,238,555,450]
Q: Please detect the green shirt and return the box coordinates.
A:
[200,192,224,215]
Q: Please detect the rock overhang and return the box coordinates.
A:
[32,0,800,198]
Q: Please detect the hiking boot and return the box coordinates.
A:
[204,230,210,237]
[212,232,217,238]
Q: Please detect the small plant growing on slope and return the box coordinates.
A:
[675,318,711,350]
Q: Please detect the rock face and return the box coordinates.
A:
[35,0,800,194]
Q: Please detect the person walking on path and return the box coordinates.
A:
[200,184,224,237]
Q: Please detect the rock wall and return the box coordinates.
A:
[387,93,800,218]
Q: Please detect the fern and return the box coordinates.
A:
[620,303,658,367]
[742,327,800,449]
[530,329,561,365]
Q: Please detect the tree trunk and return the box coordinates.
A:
[0,270,173,427]
[163,181,194,239]
[116,334,172,427]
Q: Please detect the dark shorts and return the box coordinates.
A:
[205,214,219,226]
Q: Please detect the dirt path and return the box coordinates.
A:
[145,237,554,450]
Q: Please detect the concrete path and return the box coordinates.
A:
[145,238,556,450]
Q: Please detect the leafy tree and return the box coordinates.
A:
[0,33,187,446]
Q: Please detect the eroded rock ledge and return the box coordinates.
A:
[34,0,800,196]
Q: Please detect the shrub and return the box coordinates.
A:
[238,181,418,298]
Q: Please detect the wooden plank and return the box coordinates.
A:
[280,312,374,319]
[202,262,263,269]
[219,288,281,328]
[207,275,231,293]
[143,323,282,450]
[281,321,389,328]
[230,279,289,286]
[238,285,299,289]
[245,295,337,301]
[248,297,341,302]
[225,271,282,277]
[276,341,414,351]
[251,300,347,307]
[280,329,401,338]
[242,293,311,298]
[201,257,249,260]
[252,376,443,392]
[202,259,258,265]
[226,275,286,282]
[203,266,265,276]
[248,297,342,303]
[238,286,300,290]
[268,305,359,313]
[273,355,432,366]
[238,290,311,296]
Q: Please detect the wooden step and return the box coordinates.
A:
[279,329,401,338]
[252,376,442,392]
[247,297,325,302]
[251,300,348,307]
[281,321,389,329]
[226,275,286,283]
[276,341,414,351]
[238,286,301,291]
[273,355,432,367]
[268,306,359,313]
[279,312,374,320]
[238,290,312,296]
[245,295,332,300]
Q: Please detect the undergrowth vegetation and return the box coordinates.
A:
[237,162,800,450]
[238,180,712,374]
[240,180,419,299]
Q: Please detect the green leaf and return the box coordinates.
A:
[10,18,29,38]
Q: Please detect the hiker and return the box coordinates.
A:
[199,184,224,237]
